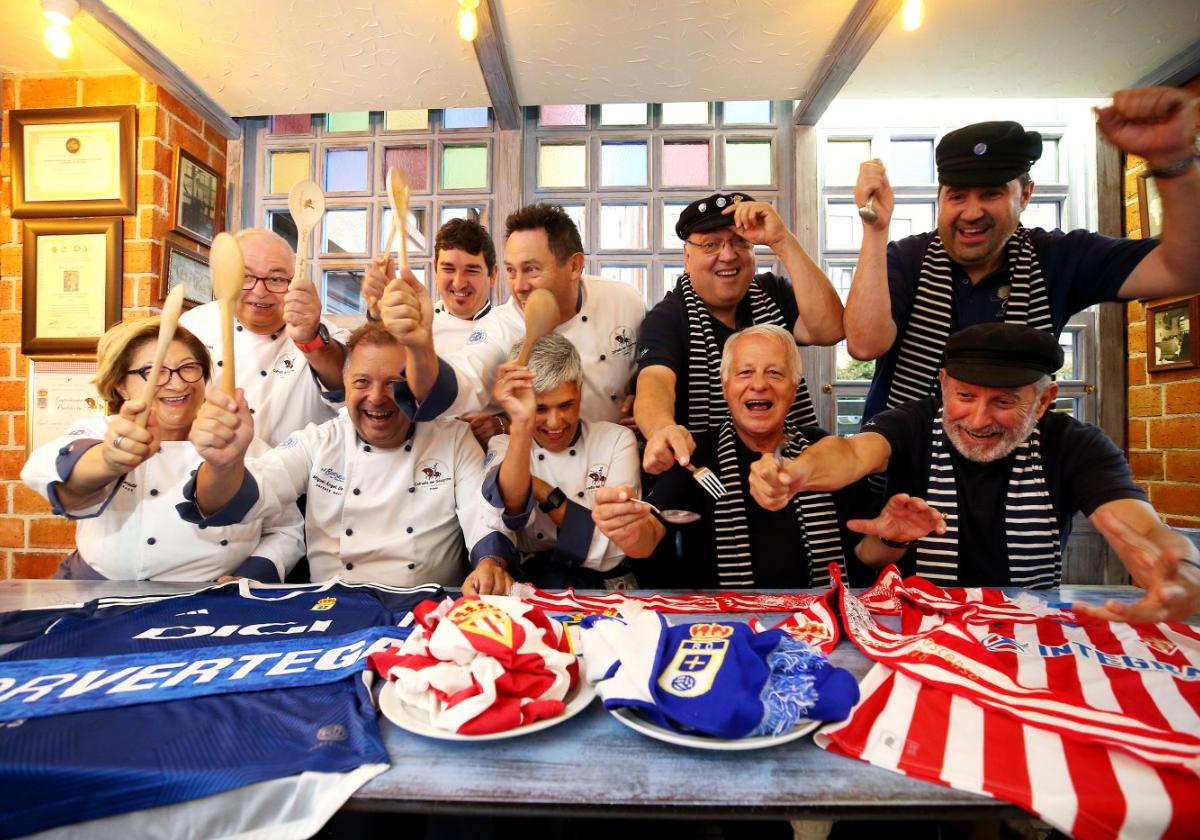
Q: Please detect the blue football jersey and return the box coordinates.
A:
[0,579,441,839]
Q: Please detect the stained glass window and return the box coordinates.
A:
[441,144,489,190]
[661,102,710,125]
[268,150,310,195]
[662,141,710,187]
[385,110,428,132]
[540,105,587,127]
[269,114,311,135]
[326,112,370,133]
[600,141,648,187]
[443,108,489,130]
[724,140,773,185]
[600,103,648,126]
[324,148,369,192]
[723,101,772,124]
[539,143,588,188]
[384,145,430,192]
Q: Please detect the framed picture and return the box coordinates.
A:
[1137,170,1163,239]
[10,105,137,218]
[161,237,213,308]
[26,358,108,456]
[21,218,123,356]
[1147,295,1199,372]
[171,147,223,246]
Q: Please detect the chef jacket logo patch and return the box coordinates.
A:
[586,463,609,490]
[415,459,451,490]
[658,634,729,698]
[447,599,513,648]
[468,329,487,345]
[273,353,299,377]
[312,597,337,611]
[610,327,634,357]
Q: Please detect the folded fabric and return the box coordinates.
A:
[580,612,859,739]
[369,595,578,735]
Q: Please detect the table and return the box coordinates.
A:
[0,579,1145,826]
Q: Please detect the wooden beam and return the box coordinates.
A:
[75,0,240,139]
[472,0,521,131]
[793,0,902,127]
[1133,41,1200,89]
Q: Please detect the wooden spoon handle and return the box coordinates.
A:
[135,362,166,429]
[219,299,237,396]
[515,337,536,366]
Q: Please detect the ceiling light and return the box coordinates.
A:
[44,22,72,58]
[900,0,924,31]
[456,0,480,41]
[42,0,78,27]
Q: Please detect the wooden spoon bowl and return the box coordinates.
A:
[515,289,560,365]
[287,179,326,285]
[209,232,245,397]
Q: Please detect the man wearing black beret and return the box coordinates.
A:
[845,86,1200,425]
[635,193,844,474]
[748,322,1200,624]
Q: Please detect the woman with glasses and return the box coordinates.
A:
[21,317,304,581]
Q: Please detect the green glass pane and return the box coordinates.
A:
[661,102,710,125]
[269,150,310,195]
[441,145,489,189]
[725,140,772,186]
[385,110,429,131]
[539,144,587,188]
[326,112,370,133]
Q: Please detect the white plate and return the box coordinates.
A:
[608,706,821,751]
[380,679,595,742]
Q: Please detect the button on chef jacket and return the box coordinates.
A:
[432,301,499,357]
[22,418,305,582]
[482,419,640,573]
[180,301,350,446]
[442,275,645,423]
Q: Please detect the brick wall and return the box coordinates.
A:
[0,72,228,578]
[1123,76,1200,530]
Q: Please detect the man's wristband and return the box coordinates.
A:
[539,486,567,514]
[1148,153,1198,180]
[879,537,914,549]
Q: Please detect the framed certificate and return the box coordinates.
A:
[10,105,137,218]
[26,358,109,456]
[161,237,213,308]
[21,218,123,355]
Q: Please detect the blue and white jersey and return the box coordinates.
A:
[0,579,442,840]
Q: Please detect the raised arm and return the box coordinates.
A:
[492,361,537,516]
[283,273,345,391]
[378,264,438,402]
[50,400,161,510]
[843,159,898,360]
[749,431,892,511]
[634,365,696,474]
[190,385,255,515]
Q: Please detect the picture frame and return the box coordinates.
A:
[1146,295,1199,372]
[10,105,137,218]
[171,147,223,246]
[26,358,108,457]
[21,218,123,356]
[160,237,213,308]
[1137,170,1163,239]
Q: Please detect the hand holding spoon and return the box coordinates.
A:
[858,195,878,224]
[287,179,326,286]
[634,499,701,525]
[135,284,186,428]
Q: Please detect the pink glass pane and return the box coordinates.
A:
[385,146,430,192]
[662,141,710,186]
[270,114,312,135]
[540,104,587,126]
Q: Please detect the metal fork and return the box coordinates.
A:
[686,463,726,500]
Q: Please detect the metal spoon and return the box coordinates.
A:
[634,499,701,525]
[287,179,326,286]
[858,195,878,224]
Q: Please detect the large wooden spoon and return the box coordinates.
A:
[134,284,186,428]
[209,232,245,397]
[515,289,560,365]
[382,167,410,271]
[287,179,326,285]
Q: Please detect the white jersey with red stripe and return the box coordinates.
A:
[816,565,1200,840]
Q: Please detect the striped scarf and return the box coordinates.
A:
[886,226,1054,410]
[677,274,817,430]
[915,407,1060,588]
[711,421,846,589]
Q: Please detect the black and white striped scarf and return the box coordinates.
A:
[711,421,846,589]
[886,226,1054,410]
[915,407,1060,588]
[677,274,817,430]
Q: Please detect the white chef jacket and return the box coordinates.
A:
[432,301,499,357]
[482,419,640,572]
[179,302,349,446]
[21,417,304,582]
[443,275,645,423]
[223,412,514,588]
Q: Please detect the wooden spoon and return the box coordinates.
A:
[287,179,326,285]
[209,232,245,397]
[134,284,186,428]
[382,167,410,271]
[515,289,560,365]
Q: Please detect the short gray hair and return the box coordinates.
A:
[235,228,294,258]
[719,324,803,384]
[508,333,582,393]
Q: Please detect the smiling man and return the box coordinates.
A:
[845,86,1200,424]
[185,322,516,593]
[749,323,1200,623]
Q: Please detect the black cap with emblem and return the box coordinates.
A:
[936,121,1043,187]
[676,192,756,240]
[942,322,1063,388]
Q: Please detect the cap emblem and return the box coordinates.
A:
[973,142,987,155]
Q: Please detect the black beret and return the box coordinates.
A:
[936,121,1042,187]
[943,323,1063,388]
[675,192,755,240]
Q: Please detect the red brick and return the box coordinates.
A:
[139,103,166,142]
[157,88,203,133]
[0,380,24,412]
[1127,418,1148,450]
[169,117,210,164]
[14,352,27,378]
[1,279,20,311]
[1163,515,1200,530]
[0,449,23,480]
[1149,416,1200,450]
[137,173,168,209]
[2,80,14,111]
[125,241,153,274]
[1127,320,1145,355]
[12,415,24,447]
[0,347,10,377]
[0,245,22,277]
[1126,300,1145,323]
[0,315,21,344]
[1165,450,1200,484]
[1164,380,1200,415]
[140,137,173,177]
[11,483,50,514]
[1127,385,1161,417]
[1128,450,1163,481]
[1149,483,1200,518]
[1127,356,1146,387]
[29,517,76,548]
[81,74,140,106]
[13,550,66,579]
[19,77,79,109]
[0,515,24,547]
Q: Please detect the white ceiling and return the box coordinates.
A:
[1,0,1197,117]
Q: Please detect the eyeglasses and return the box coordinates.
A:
[685,236,754,257]
[127,362,205,386]
[243,273,291,293]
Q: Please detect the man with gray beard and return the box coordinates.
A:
[748,322,1200,624]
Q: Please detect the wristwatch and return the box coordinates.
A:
[293,323,331,353]
[539,486,567,514]
[879,537,914,549]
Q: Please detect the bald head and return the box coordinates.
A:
[236,228,295,334]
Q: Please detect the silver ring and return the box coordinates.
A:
[112,434,124,450]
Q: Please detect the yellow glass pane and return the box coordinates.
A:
[269,150,310,195]
[725,141,772,186]
[386,110,429,131]
[825,140,870,186]
[539,144,587,188]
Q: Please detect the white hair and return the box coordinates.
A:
[719,324,803,384]
[235,227,294,257]
[508,333,582,393]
